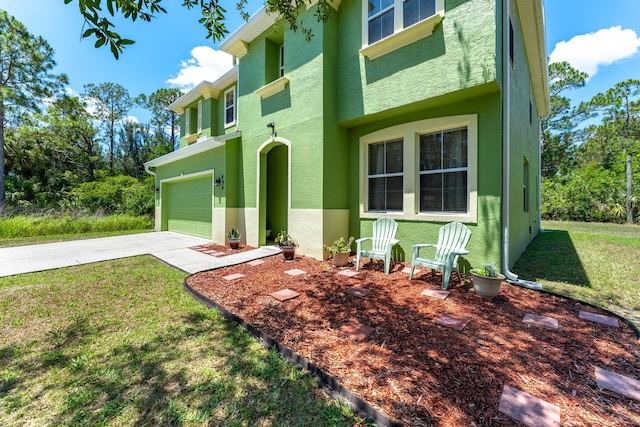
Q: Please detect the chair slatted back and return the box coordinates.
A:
[372,217,398,252]
[434,222,472,263]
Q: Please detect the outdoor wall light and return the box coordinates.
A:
[214,175,224,190]
[267,122,276,137]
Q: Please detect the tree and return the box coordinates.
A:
[135,88,182,152]
[46,96,102,182]
[541,62,590,177]
[63,0,335,58]
[117,121,151,178]
[588,79,640,224]
[0,11,68,211]
[84,82,133,175]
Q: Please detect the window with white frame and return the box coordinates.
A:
[279,45,285,78]
[419,127,468,213]
[224,87,236,127]
[197,100,203,134]
[367,139,404,212]
[367,0,437,44]
[360,115,477,223]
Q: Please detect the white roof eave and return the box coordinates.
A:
[144,132,242,169]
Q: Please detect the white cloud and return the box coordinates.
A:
[167,46,234,90]
[124,115,139,124]
[549,26,640,79]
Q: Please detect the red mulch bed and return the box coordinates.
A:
[186,254,640,426]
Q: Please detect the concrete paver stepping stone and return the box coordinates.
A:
[579,310,619,327]
[344,287,371,297]
[420,289,450,300]
[210,251,227,257]
[432,314,470,331]
[338,270,359,277]
[523,314,559,330]
[402,266,421,275]
[271,289,300,301]
[340,319,373,342]
[285,269,306,276]
[247,259,264,266]
[595,367,640,401]
[499,384,560,427]
[223,273,245,281]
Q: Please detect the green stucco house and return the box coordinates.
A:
[144,0,549,276]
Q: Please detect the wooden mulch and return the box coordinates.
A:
[190,243,256,256]
[186,254,640,426]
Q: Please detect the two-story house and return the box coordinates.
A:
[144,0,549,274]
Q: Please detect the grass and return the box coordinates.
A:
[0,256,365,426]
[513,220,640,327]
[0,213,152,239]
[0,229,152,248]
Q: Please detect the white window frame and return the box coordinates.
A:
[366,139,404,213]
[361,0,444,60]
[279,44,285,78]
[184,108,191,136]
[197,99,203,134]
[418,127,469,214]
[224,87,236,128]
[359,115,478,223]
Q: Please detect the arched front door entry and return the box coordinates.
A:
[257,138,290,246]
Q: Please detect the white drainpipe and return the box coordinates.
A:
[501,0,542,290]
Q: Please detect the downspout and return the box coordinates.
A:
[501,0,542,290]
[144,164,156,176]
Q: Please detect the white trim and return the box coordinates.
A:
[304,0,342,10]
[144,132,241,168]
[197,100,203,134]
[256,137,292,212]
[160,169,215,185]
[219,7,279,55]
[255,77,289,99]
[359,115,478,223]
[224,86,236,128]
[168,67,238,113]
[361,0,444,60]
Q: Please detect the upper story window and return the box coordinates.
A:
[361,0,443,60]
[367,139,404,212]
[224,87,236,128]
[279,45,285,78]
[419,127,468,213]
[197,100,203,134]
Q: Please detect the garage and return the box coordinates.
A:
[164,175,213,239]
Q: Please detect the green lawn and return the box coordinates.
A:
[513,220,640,327]
[0,256,364,426]
[0,229,152,248]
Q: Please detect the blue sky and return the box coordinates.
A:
[1,0,639,121]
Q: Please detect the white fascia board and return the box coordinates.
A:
[219,6,279,55]
[144,132,242,169]
[168,67,239,113]
[517,0,550,116]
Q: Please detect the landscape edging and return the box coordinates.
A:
[183,279,404,427]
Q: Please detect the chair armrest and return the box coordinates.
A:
[413,243,436,258]
[446,249,470,263]
[384,239,400,251]
[355,237,371,244]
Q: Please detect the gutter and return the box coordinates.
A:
[145,164,156,176]
[501,0,542,290]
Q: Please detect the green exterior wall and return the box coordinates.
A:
[148,0,544,267]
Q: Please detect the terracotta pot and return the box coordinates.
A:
[228,238,240,249]
[281,245,296,260]
[332,251,350,267]
[471,272,505,300]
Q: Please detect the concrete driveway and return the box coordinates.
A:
[0,231,281,277]
[0,232,211,277]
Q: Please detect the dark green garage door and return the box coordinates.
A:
[165,176,212,239]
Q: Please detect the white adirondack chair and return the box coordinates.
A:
[410,222,471,289]
[355,217,399,274]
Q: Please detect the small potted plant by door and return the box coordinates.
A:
[227,228,241,249]
[325,236,354,267]
[470,264,505,300]
[274,230,298,260]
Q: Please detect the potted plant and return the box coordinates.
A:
[470,264,505,300]
[274,230,298,260]
[325,236,354,267]
[227,228,241,249]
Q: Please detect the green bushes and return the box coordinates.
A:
[71,175,154,217]
[0,213,153,238]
